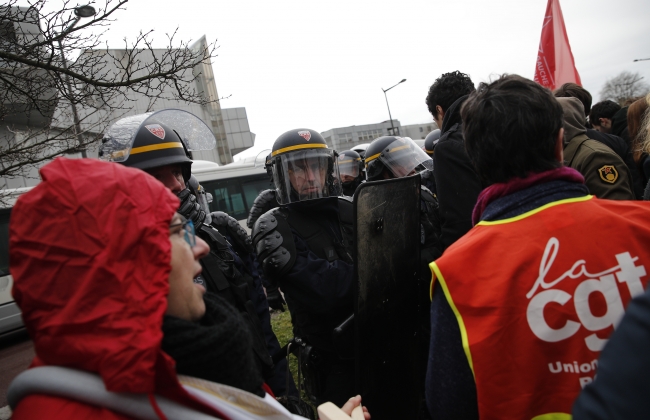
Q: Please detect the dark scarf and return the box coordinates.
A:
[161,292,265,397]
[472,167,587,224]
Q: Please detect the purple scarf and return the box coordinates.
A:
[471,167,585,225]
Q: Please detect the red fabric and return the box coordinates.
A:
[10,158,228,419]
[12,395,134,420]
[432,197,650,419]
[534,0,582,90]
[261,383,275,398]
[471,167,584,224]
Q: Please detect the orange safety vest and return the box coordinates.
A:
[429,196,650,420]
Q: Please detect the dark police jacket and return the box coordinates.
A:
[195,225,274,378]
[259,198,355,353]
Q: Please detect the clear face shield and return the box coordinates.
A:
[367,137,433,179]
[101,109,216,162]
[338,155,361,183]
[273,149,341,204]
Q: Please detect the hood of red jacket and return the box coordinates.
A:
[10,158,180,394]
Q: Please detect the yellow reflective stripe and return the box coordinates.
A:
[390,144,410,153]
[272,143,327,157]
[129,142,184,155]
[364,152,381,165]
[338,159,354,164]
[476,195,593,226]
[430,262,475,379]
[109,149,128,159]
[531,414,572,420]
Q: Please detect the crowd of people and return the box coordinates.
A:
[5,70,650,420]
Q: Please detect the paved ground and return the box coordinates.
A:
[0,329,33,411]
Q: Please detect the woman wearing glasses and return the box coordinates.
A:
[7,158,308,419]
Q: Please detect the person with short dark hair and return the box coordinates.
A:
[589,100,621,134]
[425,71,480,250]
[554,82,592,117]
[558,97,634,200]
[553,87,643,198]
[426,74,650,420]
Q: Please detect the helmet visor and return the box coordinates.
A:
[366,137,433,179]
[273,149,341,204]
[101,109,216,163]
[338,154,360,181]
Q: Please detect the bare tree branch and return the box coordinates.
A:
[0,0,224,200]
[600,71,650,106]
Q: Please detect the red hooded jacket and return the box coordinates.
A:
[10,158,227,419]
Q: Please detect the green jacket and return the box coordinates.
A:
[564,134,634,200]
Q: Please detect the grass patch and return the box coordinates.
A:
[270,309,300,389]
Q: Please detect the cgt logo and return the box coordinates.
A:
[526,237,647,351]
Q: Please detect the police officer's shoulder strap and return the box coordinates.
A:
[198,223,229,250]
[7,366,217,420]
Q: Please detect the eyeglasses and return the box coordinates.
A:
[169,219,196,248]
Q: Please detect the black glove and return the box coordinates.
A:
[266,285,286,312]
[177,188,207,225]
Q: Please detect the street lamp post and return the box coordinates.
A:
[57,5,96,158]
[381,78,406,136]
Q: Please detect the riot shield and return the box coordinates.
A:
[353,175,421,420]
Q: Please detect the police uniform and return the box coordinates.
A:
[252,128,355,406]
[564,134,634,200]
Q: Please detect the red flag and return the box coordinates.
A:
[534,0,581,90]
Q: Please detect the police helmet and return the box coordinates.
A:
[424,129,441,156]
[124,121,192,181]
[338,150,363,180]
[270,128,341,204]
[365,136,433,181]
[100,109,216,183]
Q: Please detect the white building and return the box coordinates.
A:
[400,122,439,140]
[221,107,256,156]
[78,36,234,165]
[320,120,402,152]
[1,28,241,190]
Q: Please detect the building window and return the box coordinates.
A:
[338,133,353,144]
[419,127,423,132]
[358,129,383,143]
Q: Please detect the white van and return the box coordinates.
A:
[192,160,275,231]
[0,187,33,335]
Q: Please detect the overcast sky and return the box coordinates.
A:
[45,0,650,157]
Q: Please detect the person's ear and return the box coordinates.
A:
[555,128,565,163]
[436,105,445,121]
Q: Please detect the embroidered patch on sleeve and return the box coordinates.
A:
[598,165,618,183]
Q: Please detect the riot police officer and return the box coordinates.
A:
[365,135,441,418]
[252,128,355,406]
[337,150,364,197]
[100,110,294,398]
